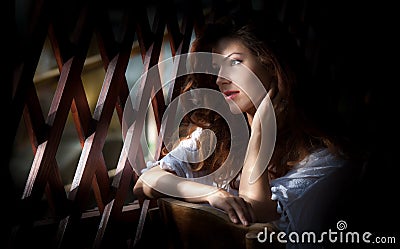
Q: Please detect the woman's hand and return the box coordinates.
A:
[206,188,256,226]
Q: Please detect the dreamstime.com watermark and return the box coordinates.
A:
[257,220,397,245]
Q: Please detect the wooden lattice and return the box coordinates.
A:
[9,1,207,248]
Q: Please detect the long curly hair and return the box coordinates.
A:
[160,73,234,175]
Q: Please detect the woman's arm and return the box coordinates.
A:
[133,166,218,202]
[133,166,255,225]
[239,95,280,223]
[239,165,279,222]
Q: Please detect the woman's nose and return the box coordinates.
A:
[215,75,223,87]
[215,69,230,86]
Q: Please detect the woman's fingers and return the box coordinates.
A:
[207,189,254,226]
[223,197,254,226]
[235,198,254,225]
[226,206,240,224]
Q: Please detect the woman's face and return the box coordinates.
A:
[212,37,273,116]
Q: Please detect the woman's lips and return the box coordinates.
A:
[223,90,240,100]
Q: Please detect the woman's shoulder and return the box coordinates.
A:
[286,147,348,177]
[273,146,361,187]
[300,147,346,166]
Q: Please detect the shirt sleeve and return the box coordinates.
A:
[142,127,206,178]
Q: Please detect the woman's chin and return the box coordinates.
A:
[228,104,243,115]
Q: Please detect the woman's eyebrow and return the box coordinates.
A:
[224,52,243,60]
[212,52,243,65]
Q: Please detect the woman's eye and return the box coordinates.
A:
[230,59,241,66]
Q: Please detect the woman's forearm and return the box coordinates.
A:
[239,100,280,222]
[133,166,219,203]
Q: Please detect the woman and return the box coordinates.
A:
[133,11,357,242]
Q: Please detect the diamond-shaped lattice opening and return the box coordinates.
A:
[10,113,35,197]
[166,6,183,53]
[34,36,59,118]
[159,32,174,104]
[56,111,82,192]
[189,27,197,51]
[143,101,159,163]
[82,35,105,116]
[103,108,123,178]
[126,34,145,90]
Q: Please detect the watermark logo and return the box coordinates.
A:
[336,220,347,231]
[257,220,397,245]
[121,52,276,198]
